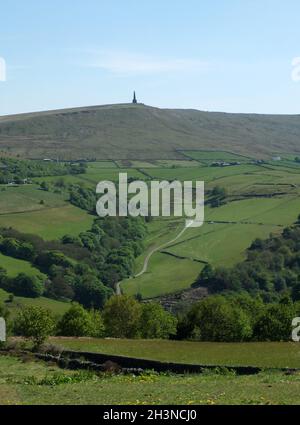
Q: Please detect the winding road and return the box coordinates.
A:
[116,220,194,295]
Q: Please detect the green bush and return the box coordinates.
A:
[57,303,105,337]
[139,303,177,339]
[103,295,142,338]
[14,306,55,348]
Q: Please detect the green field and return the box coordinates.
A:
[33,168,146,188]
[182,150,251,162]
[143,164,263,182]
[0,205,94,240]
[86,161,117,170]
[0,289,69,317]
[2,154,300,300]
[0,185,66,214]
[124,253,203,298]
[2,355,300,405]
[0,253,46,279]
[121,159,300,298]
[51,338,300,369]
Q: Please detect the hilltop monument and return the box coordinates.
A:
[132,91,137,104]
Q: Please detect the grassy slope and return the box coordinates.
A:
[1,104,300,159]
[2,158,300,300]
[1,355,300,405]
[124,253,203,298]
[0,185,66,214]
[122,163,300,298]
[0,205,94,240]
[0,183,94,239]
[0,289,69,317]
[51,338,300,368]
[0,253,46,279]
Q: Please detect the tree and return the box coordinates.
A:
[45,274,74,300]
[253,302,295,341]
[103,295,141,338]
[89,309,105,337]
[227,293,264,327]
[14,306,55,348]
[185,296,252,342]
[73,275,112,309]
[0,302,9,321]
[10,273,44,298]
[57,303,104,337]
[195,264,214,286]
[139,303,177,339]
[0,301,10,345]
[209,186,227,207]
[0,267,7,286]
[40,181,50,191]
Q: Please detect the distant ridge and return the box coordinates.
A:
[0,103,300,160]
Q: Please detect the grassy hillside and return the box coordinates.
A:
[0,289,69,317]
[1,103,300,159]
[122,161,300,298]
[0,253,46,279]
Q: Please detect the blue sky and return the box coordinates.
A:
[0,0,300,115]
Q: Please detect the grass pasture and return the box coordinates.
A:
[122,159,300,298]
[123,252,203,298]
[33,168,147,188]
[2,155,300,300]
[182,150,251,162]
[2,354,300,405]
[155,159,201,168]
[51,338,300,369]
[0,288,69,317]
[0,205,94,240]
[164,223,277,267]
[0,253,46,279]
[0,185,66,214]
[143,164,263,182]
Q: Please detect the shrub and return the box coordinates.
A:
[139,303,177,339]
[8,273,44,298]
[103,295,142,338]
[14,306,55,349]
[57,303,105,337]
[183,296,252,342]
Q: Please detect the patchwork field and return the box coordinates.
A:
[121,159,300,298]
[33,167,146,187]
[2,152,300,300]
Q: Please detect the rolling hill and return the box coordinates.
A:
[0,103,300,160]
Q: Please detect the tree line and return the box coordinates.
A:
[1,292,298,348]
[0,157,87,184]
[0,216,146,307]
[195,223,300,302]
[1,295,177,348]
[177,292,298,342]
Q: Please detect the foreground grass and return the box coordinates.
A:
[51,338,300,369]
[1,355,300,405]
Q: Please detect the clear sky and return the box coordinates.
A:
[0,0,300,115]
